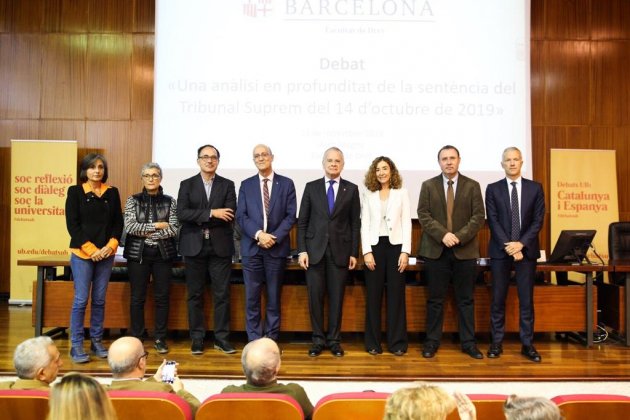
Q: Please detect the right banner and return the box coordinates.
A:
[550,149,618,281]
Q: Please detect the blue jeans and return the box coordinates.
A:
[70,254,114,348]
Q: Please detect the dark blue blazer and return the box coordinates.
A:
[236,173,297,258]
[486,178,545,260]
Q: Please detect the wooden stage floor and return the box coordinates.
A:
[1,303,628,382]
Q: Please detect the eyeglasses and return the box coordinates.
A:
[253,152,271,160]
[142,174,161,180]
[198,155,219,162]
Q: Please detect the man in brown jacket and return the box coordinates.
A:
[417,145,485,360]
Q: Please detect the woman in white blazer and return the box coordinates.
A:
[361,156,412,355]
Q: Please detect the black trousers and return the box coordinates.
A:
[490,257,536,346]
[423,247,477,349]
[127,246,172,340]
[364,237,408,353]
[306,245,347,347]
[184,238,232,341]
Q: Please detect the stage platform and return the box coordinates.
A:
[1,303,628,382]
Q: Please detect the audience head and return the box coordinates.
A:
[13,336,62,384]
[48,372,116,420]
[241,338,281,387]
[107,337,148,378]
[364,156,402,191]
[383,383,456,420]
[503,395,563,420]
[79,153,109,183]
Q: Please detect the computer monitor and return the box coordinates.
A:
[547,230,596,264]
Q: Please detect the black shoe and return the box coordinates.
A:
[191,339,204,355]
[308,344,323,357]
[487,343,503,358]
[214,340,237,354]
[462,346,484,359]
[521,345,542,363]
[154,339,169,354]
[367,348,382,355]
[392,349,406,356]
[330,343,344,357]
[422,344,438,358]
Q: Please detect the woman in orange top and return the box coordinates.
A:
[65,153,123,363]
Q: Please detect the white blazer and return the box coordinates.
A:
[360,187,412,254]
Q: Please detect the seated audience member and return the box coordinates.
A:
[383,383,476,420]
[106,336,200,415]
[503,395,563,420]
[221,337,314,419]
[48,372,117,420]
[0,336,62,390]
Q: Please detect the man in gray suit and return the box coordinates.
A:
[298,147,361,357]
[417,145,485,359]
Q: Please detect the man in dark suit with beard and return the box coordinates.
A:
[486,146,545,362]
[177,144,237,355]
[297,147,361,357]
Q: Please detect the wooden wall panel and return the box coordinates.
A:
[530,0,545,41]
[544,0,590,40]
[591,41,630,126]
[134,0,155,33]
[543,41,591,125]
[0,0,44,33]
[131,34,154,119]
[530,40,544,125]
[58,0,89,33]
[38,120,86,145]
[88,0,133,33]
[86,34,132,119]
[40,34,87,119]
[591,0,630,40]
[0,34,42,119]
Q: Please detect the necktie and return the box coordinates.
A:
[327,180,336,215]
[511,181,520,241]
[263,178,270,216]
[446,180,454,232]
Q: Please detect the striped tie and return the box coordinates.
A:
[263,178,270,216]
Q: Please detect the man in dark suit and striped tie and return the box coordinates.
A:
[485,147,545,362]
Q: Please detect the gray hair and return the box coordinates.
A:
[504,395,563,420]
[13,336,54,379]
[502,146,522,161]
[241,339,281,387]
[140,162,162,178]
[252,144,273,156]
[322,146,344,164]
